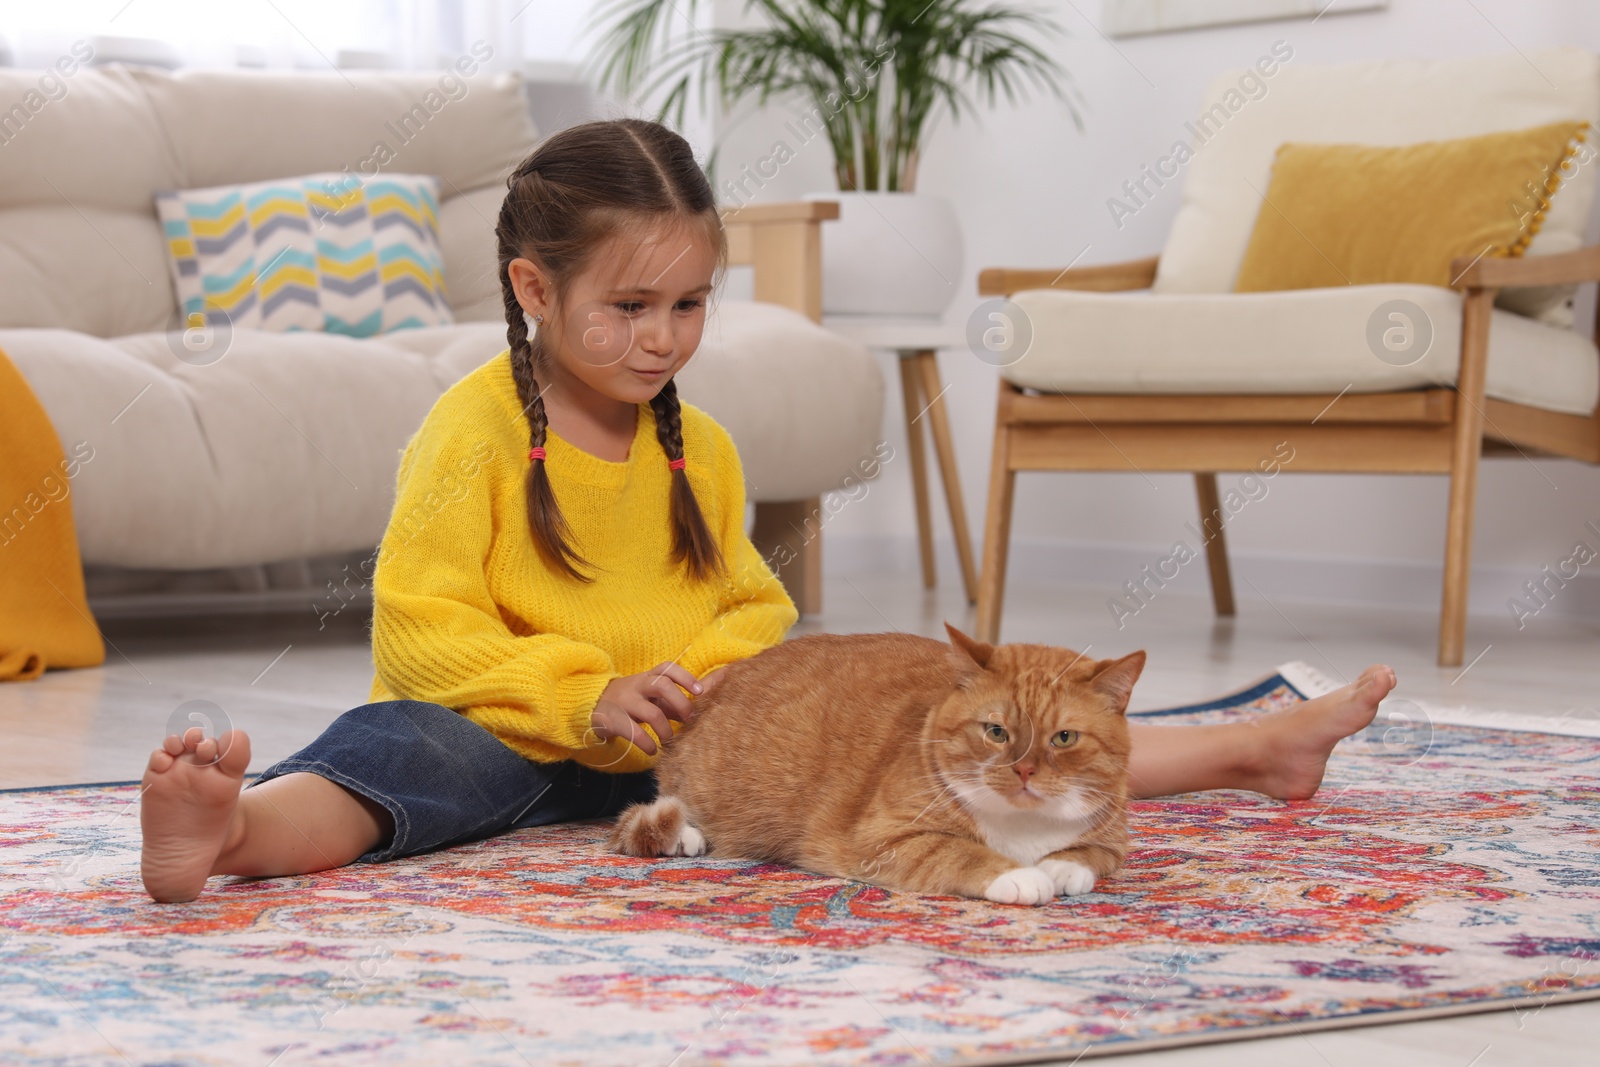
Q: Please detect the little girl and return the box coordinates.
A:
[139,118,1395,903]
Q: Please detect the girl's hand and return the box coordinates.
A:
[591,662,702,755]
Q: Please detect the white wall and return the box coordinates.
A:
[706,0,1600,619]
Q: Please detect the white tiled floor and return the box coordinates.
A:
[3,570,1596,1064]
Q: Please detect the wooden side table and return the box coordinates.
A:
[824,315,979,603]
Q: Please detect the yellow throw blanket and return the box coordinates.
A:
[0,347,104,680]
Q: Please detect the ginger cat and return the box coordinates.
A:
[610,625,1143,905]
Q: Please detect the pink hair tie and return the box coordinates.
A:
[529,447,547,462]
[668,457,686,471]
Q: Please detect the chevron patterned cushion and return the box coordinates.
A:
[155,172,453,337]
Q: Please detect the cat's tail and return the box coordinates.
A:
[608,795,708,858]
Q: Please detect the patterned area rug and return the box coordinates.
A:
[4,663,1599,1066]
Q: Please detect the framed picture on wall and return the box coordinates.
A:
[1103,0,1388,38]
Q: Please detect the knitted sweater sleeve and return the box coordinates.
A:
[676,417,799,684]
[367,413,622,765]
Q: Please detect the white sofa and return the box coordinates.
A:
[0,65,882,612]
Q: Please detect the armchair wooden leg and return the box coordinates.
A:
[1439,465,1480,668]
[975,419,1017,644]
[912,350,980,604]
[751,498,823,617]
[1439,289,1494,667]
[1193,473,1236,617]
[897,357,937,589]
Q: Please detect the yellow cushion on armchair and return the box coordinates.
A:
[1234,121,1588,292]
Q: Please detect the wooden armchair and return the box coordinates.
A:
[973,47,1600,666]
[974,251,1600,665]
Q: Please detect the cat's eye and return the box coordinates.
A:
[1050,730,1080,749]
[983,723,1009,744]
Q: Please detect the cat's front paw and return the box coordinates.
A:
[984,866,1057,905]
[1037,858,1097,897]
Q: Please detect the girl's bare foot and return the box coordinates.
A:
[1244,665,1397,801]
[139,728,251,902]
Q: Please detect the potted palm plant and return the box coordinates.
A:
[590,0,1076,318]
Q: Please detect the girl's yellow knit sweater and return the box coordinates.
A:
[366,350,798,774]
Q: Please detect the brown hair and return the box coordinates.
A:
[496,118,727,583]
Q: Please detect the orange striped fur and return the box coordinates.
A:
[609,625,1142,905]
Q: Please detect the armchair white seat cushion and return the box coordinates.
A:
[1002,284,1600,416]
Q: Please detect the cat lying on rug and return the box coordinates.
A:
[610,625,1143,905]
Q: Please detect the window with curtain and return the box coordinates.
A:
[0,0,599,72]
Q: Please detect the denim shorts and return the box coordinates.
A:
[254,700,658,863]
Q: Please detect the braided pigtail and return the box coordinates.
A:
[648,377,724,582]
[498,187,592,582]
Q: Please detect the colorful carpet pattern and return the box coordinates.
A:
[4,670,1599,1065]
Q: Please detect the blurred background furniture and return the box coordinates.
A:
[824,315,978,602]
[0,65,881,619]
[974,49,1600,666]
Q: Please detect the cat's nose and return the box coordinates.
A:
[1015,762,1036,785]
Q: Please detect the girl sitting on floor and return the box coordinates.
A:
[138,118,1396,903]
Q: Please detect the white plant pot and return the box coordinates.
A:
[803,191,964,318]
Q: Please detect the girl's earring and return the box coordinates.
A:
[523,310,544,332]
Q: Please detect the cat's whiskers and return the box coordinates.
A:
[907,774,985,825]
[949,767,1119,811]
[906,776,982,804]
[1050,785,1124,822]
[904,766,1002,825]
[911,767,988,789]
[908,788,959,826]
[1063,782,1126,806]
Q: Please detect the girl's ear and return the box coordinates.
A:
[944,623,994,670]
[507,256,551,318]
[1088,651,1147,715]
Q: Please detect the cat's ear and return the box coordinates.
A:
[1088,651,1146,714]
[944,622,995,671]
